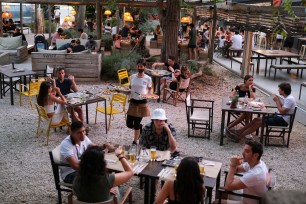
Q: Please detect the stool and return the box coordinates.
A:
[299,82,306,100]
[300,45,306,60]
[259,36,267,49]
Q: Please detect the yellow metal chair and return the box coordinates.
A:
[117,68,130,86]
[95,93,128,130]
[19,78,45,109]
[35,103,70,145]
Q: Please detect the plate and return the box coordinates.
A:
[102,90,113,95]
[249,101,264,108]
[142,94,159,100]
[66,93,80,98]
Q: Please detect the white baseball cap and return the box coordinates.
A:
[151,108,167,120]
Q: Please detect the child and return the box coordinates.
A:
[219,35,226,48]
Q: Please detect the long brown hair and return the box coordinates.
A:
[37,81,52,106]
[175,157,205,203]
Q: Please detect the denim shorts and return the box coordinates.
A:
[265,115,288,126]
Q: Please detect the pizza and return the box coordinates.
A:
[143,94,159,100]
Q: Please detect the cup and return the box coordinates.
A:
[199,164,205,174]
[150,146,157,161]
[129,152,136,165]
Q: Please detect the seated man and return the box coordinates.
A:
[233,82,296,141]
[68,39,85,53]
[12,28,27,42]
[229,30,243,57]
[85,35,99,52]
[215,140,269,204]
[152,56,181,91]
[60,121,92,184]
[55,68,84,122]
[58,39,76,51]
[139,108,177,152]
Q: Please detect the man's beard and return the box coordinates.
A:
[138,69,144,74]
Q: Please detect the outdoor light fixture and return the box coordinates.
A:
[3,4,11,9]
[70,10,77,15]
[124,12,131,17]
[104,10,112,15]
[65,5,73,22]
[180,17,190,23]
[2,11,13,19]
[124,15,133,22]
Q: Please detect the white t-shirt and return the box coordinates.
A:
[111,26,117,35]
[219,38,225,48]
[130,74,152,100]
[231,34,243,49]
[54,9,60,17]
[240,160,268,204]
[279,94,296,124]
[60,135,92,180]
[80,32,88,40]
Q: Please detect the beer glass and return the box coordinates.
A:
[150,146,157,161]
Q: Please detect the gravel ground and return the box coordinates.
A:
[0,63,305,204]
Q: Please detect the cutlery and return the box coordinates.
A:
[133,164,140,172]
[136,164,146,174]
[162,169,171,178]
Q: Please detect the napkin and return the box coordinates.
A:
[105,159,117,164]
[156,150,171,162]
[249,101,264,108]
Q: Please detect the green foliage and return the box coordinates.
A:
[44,20,57,33]
[63,29,78,39]
[101,52,141,79]
[101,34,113,51]
[110,18,117,27]
[139,20,160,34]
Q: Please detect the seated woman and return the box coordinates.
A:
[73,145,133,203]
[153,25,162,40]
[227,75,256,137]
[115,35,122,49]
[37,81,69,125]
[169,65,191,92]
[155,157,206,204]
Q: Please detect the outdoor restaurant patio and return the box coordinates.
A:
[1,0,306,204]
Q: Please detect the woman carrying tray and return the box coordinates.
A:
[127,59,153,144]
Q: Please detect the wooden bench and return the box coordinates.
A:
[299,82,306,100]
[230,57,255,73]
[281,58,306,65]
[27,45,34,54]
[228,48,243,57]
[269,64,306,80]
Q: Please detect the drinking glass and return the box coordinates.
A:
[150,146,157,161]
[129,145,137,165]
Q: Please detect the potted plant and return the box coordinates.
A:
[230,95,238,108]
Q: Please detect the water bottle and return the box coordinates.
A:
[244,93,249,104]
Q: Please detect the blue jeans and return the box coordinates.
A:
[64,171,77,184]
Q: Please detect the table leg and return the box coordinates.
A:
[0,73,2,99]
[86,104,89,124]
[104,99,107,134]
[260,115,265,144]
[157,77,161,103]
[256,54,260,74]
[150,178,157,204]
[264,58,268,77]
[220,110,225,146]
[206,187,213,204]
[144,177,150,204]
[2,74,5,96]
[9,77,14,105]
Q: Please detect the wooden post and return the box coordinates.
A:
[34,4,38,34]
[20,3,23,33]
[0,2,3,37]
[241,31,253,77]
[96,0,102,39]
[193,7,197,25]
[48,4,51,39]
[208,5,217,64]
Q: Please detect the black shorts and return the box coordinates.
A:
[265,115,288,126]
[188,44,197,49]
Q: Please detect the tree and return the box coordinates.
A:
[157,0,180,61]
[76,6,86,30]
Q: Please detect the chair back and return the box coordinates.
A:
[288,107,297,130]
[72,197,114,204]
[49,146,62,190]
[112,93,128,107]
[29,80,43,95]
[185,94,191,107]
[35,103,50,120]
[117,69,130,86]
[178,77,191,90]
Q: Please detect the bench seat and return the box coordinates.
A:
[230,57,255,73]
[269,64,306,80]
[281,58,306,65]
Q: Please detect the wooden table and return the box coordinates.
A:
[67,95,108,134]
[106,152,222,204]
[0,67,36,105]
[220,97,269,146]
[252,49,300,77]
[145,70,172,102]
